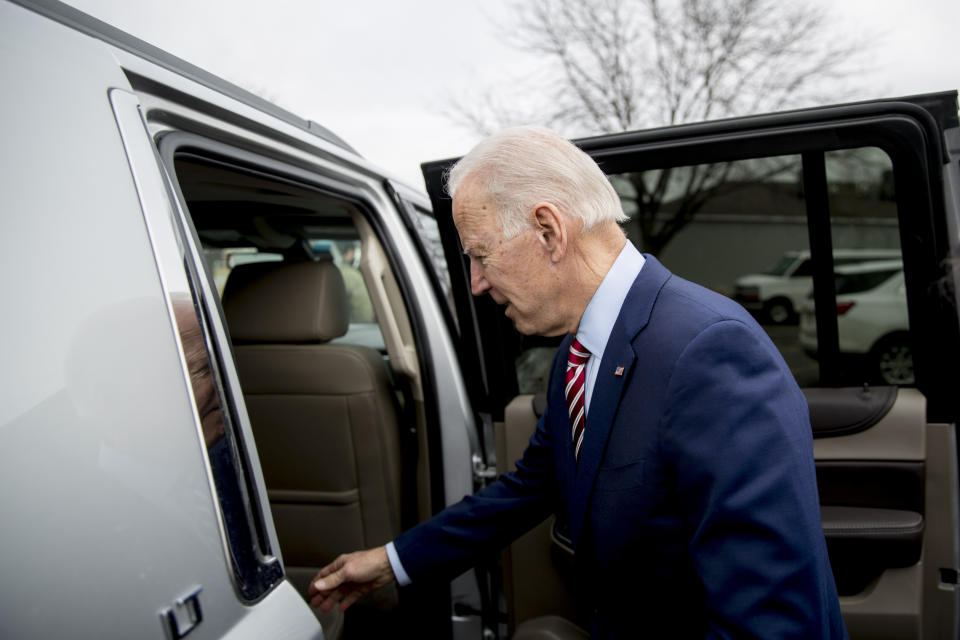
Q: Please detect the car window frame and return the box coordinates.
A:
[425,97,960,424]
[157,131,454,518]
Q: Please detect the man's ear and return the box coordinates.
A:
[533,203,567,263]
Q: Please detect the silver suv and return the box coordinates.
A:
[3,1,960,639]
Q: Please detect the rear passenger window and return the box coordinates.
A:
[513,147,912,393]
[620,147,907,389]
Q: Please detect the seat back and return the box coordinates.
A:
[222,261,402,602]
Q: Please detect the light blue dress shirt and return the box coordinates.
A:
[576,242,645,416]
[386,241,645,586]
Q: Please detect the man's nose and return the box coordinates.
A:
[470,260,490,296]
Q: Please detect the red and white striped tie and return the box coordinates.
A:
[566,338,591,461]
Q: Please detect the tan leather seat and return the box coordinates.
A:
[222,260,402,607]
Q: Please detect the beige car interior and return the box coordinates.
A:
[496,387,958,640]
[222,260,402,598]
[175,155,430,638]
[353,213,434,521]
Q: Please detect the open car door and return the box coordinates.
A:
[423,91,960,639]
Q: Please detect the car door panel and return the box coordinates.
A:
[497,396,580,630]
[813,388,925,460]
[498,389,949,638]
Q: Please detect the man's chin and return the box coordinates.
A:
[504,308,567,337]
[512,322,536,336]
[504,308,539,336]
[503,305,526,333]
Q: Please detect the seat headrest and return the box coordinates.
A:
[223,261,349,343]
[221,261,282,303]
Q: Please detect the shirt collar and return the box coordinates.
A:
[576,242,645,359]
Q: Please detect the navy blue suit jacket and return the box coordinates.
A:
[394,256,847,638]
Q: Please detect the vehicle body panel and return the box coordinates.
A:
[1,3,320,637]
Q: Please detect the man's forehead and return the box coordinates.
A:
[453,180,492,213]
[455,219,492,254]
[454,188,497,233]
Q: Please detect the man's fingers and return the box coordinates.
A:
[317,556,345,578]
[338,584,371,612]
[308,547,393,612]
[313,569,344,592]
[309,585,340,609]
[307,556,348,598]
[312,556,350,592]
[320,590,344,612]
[308,578,371,613]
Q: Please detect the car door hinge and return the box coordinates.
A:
[472,453,497,487]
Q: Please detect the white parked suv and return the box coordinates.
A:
[798,260,912,385]
[734,248,902,324]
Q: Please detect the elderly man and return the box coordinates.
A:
[309,127,846,638]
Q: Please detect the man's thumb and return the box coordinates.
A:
[314,568,344,591]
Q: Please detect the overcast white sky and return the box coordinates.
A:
[62,0,960,188]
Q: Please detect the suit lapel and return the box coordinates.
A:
[567,255,671,547]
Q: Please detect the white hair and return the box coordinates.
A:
[445,125,627,238]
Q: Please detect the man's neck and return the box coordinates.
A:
[565,223,627,332]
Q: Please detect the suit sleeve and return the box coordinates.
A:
[391,348,565,583]
[659,320,845,639]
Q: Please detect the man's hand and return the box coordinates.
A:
[308,547,396,612]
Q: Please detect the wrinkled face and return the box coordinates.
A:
[453,182,564,336]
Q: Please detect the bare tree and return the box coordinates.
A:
[447,0,869,254]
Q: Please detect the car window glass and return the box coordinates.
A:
[516,154,811,393]
[165,166,289,601]
[765,254,798,276]
[312,238,386,350]
[835,269,900,295]
[819,147,910,386]
[411,205,455,310]
[513,147,911,393]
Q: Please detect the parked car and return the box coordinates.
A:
[734,248,902,324]
[2,1,959,639]
[798,260,912,385]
